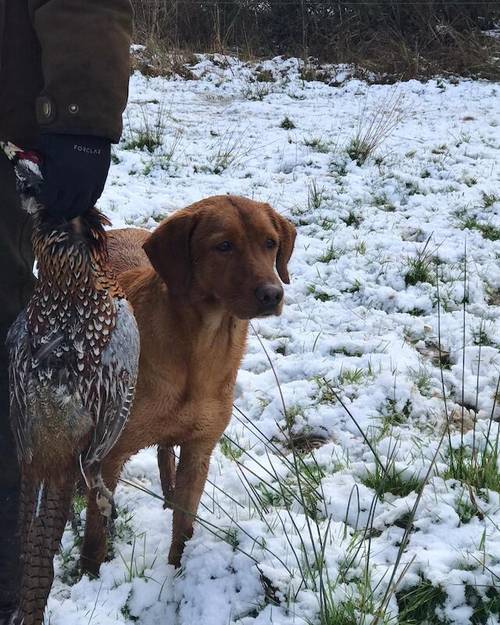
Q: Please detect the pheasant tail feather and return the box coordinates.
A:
[14,474,74,625]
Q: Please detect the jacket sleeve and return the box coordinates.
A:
[29,0,133,143]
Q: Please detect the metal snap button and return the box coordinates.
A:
[36,95,56,124]
[68,103,79,114]
[42,101,52,118]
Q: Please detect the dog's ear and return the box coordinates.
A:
[143,210,197,296]
[269,209,296,284]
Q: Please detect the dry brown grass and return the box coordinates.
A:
[131,41,198,79]
[129,0,500,82]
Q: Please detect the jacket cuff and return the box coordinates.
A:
[36,95,122,143]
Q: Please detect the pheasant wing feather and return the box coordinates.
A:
[6,312,33,464]
[83,298,139,470]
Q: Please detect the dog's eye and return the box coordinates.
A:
[216,241,233,252]
[266,238,277,249]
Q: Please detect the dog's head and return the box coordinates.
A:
[143,195,296,319]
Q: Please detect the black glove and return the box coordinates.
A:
[36,134,111,220]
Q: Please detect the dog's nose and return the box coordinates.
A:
[255,284,283,309]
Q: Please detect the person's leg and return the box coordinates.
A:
[0,153,35,619]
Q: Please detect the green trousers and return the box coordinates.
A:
[0,153,34,614]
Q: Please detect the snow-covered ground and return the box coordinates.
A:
[50,57,500,625]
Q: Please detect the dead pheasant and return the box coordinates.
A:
[0,142,139,625]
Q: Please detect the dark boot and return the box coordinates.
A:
[0,153,35,616]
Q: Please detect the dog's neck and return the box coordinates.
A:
[166,276,248,339]
[123,267,248,366]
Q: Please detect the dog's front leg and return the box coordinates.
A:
[168,439,215,567]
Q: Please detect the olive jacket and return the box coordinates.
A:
[0,0,133,145]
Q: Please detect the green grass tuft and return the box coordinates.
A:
[241,83,270,101]
[443,443,500,492]
[307,284,333,302]
[456,493,478,524]
[361,462,423,500]
[404,236,438,287]
[408,365,433,397]
[341,211,363,228]
[308,179,325,210]
[220,434,244,460]
[397,579,447,625]
[482,192,499,208]
[318,245,343,263]
[338,367,365,386]
[472,323,492,347]
[124,103,167,153]
[461,215,500,241]
[345,137,371,165]
[280,116,296,130]
[304,136,329,153]
[318,597,359,625]
[465,584,500,625]
[381,397,413,429]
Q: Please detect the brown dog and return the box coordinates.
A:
[81,195,296,574]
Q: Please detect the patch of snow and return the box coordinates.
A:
[46,55,500,625]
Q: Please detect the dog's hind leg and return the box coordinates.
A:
[158,445,176,508]
[80,456,123,577]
